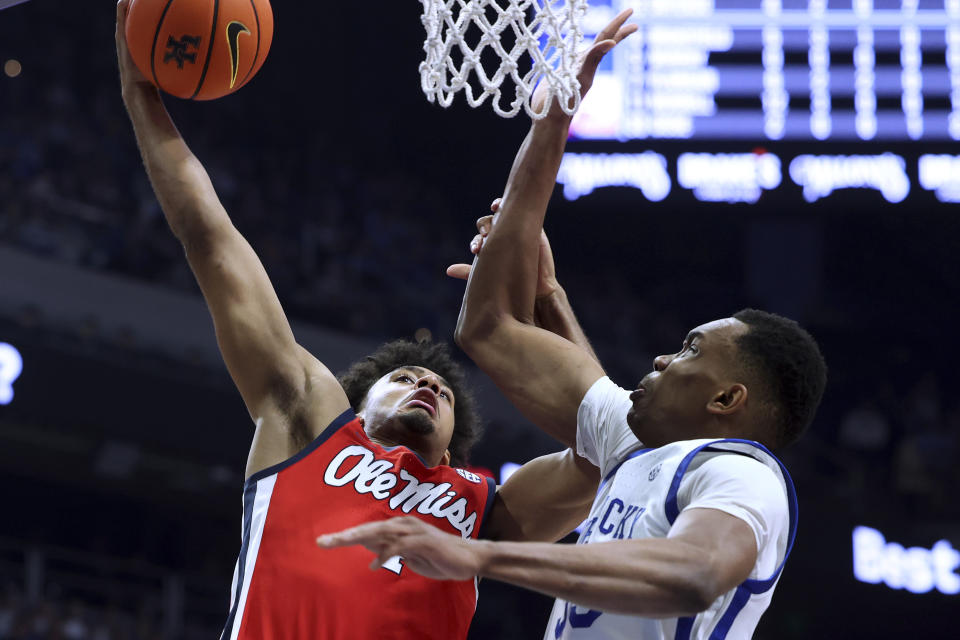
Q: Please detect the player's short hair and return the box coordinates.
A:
[338,339,481,467]
[731,308,827,450]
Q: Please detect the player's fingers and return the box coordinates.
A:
[380,546,404,567]
[490,198,502,213]
[589,39,616,63]
[317,522,381,548]
[116,0,134,54]
[365,540,406,570]
[370,548,398,571]
[596,8,633,43]
[615,23,639,44]
[476,215,494,235]
[117,0,130,27]
[446,264,471,280]
[467,234,485,255]
[316,533,349,548]
[580,40,616,87]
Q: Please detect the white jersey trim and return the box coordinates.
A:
[222,473,277,640]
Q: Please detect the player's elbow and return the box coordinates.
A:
[643,574,717,617]
[639,551,729,616]
[175,210,234,258]
[684,581,720,615]
[681,561,733,614]
[454,308,501,354]
[611,578,713,618]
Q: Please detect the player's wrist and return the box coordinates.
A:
[531,112,573,133]
[121,78,160,103]
[471,539,499,577]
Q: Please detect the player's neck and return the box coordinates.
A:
[367,433,444,467]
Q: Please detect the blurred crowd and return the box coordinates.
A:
[0,584,164,640]
[831,371,960,518]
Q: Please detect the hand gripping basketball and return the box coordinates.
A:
[121,0,274,100]
[117,0,152,91]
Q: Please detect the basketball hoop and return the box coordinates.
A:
[419,0,588,119]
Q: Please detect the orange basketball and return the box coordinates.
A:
[125,0,274,100]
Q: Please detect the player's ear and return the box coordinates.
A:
[706,383,748,415]
[440,449,451,466]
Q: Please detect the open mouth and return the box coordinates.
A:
[406,389,437,417]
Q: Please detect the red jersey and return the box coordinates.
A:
[220,409,496,640]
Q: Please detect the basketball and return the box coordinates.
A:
[125,0,274,100]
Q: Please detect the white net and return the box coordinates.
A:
[419,0,588,119]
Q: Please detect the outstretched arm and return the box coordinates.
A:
[455,11,637,448]
[116,0,347,476]
[317,507,758,617]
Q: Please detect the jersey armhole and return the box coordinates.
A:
[243,408,356,488]
[476,476,498,539]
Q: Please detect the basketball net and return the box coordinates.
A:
[419,0,588,119]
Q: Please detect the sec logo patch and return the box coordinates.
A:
[456,468,483,484]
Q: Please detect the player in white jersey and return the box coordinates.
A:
[539,376,798,639]
[317,11,826,636]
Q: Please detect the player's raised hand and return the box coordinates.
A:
[445,197,501,281]
[531,8,638,117]
[116,0,153,91]
[446,198,560,299]
[317,517,485,582]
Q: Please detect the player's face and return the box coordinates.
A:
[627,318,748,447]
[359,366,456,467]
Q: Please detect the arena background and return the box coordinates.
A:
[1,1,958,638]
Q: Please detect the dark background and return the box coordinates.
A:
[0,1,958,638]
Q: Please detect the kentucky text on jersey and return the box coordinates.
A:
[581,498,646,542]
[324,444,478,538]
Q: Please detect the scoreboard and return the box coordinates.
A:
[559,0,960,204]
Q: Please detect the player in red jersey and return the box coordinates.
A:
[114,2,625,638]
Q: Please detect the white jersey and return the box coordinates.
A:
[544,377,797,640]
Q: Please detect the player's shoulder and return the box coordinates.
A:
[696,448,776,473]
[577,376,633,439]
[688,451,787,504]
[580,375,632,410]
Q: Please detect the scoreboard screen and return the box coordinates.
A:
[559,0,960,204]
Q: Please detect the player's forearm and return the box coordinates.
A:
[122,83,229,245]
[456,120,571,360]
[534,287,602,368]
[474,537,717,617]
[461,118,570,325]
[498,117,572,239]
